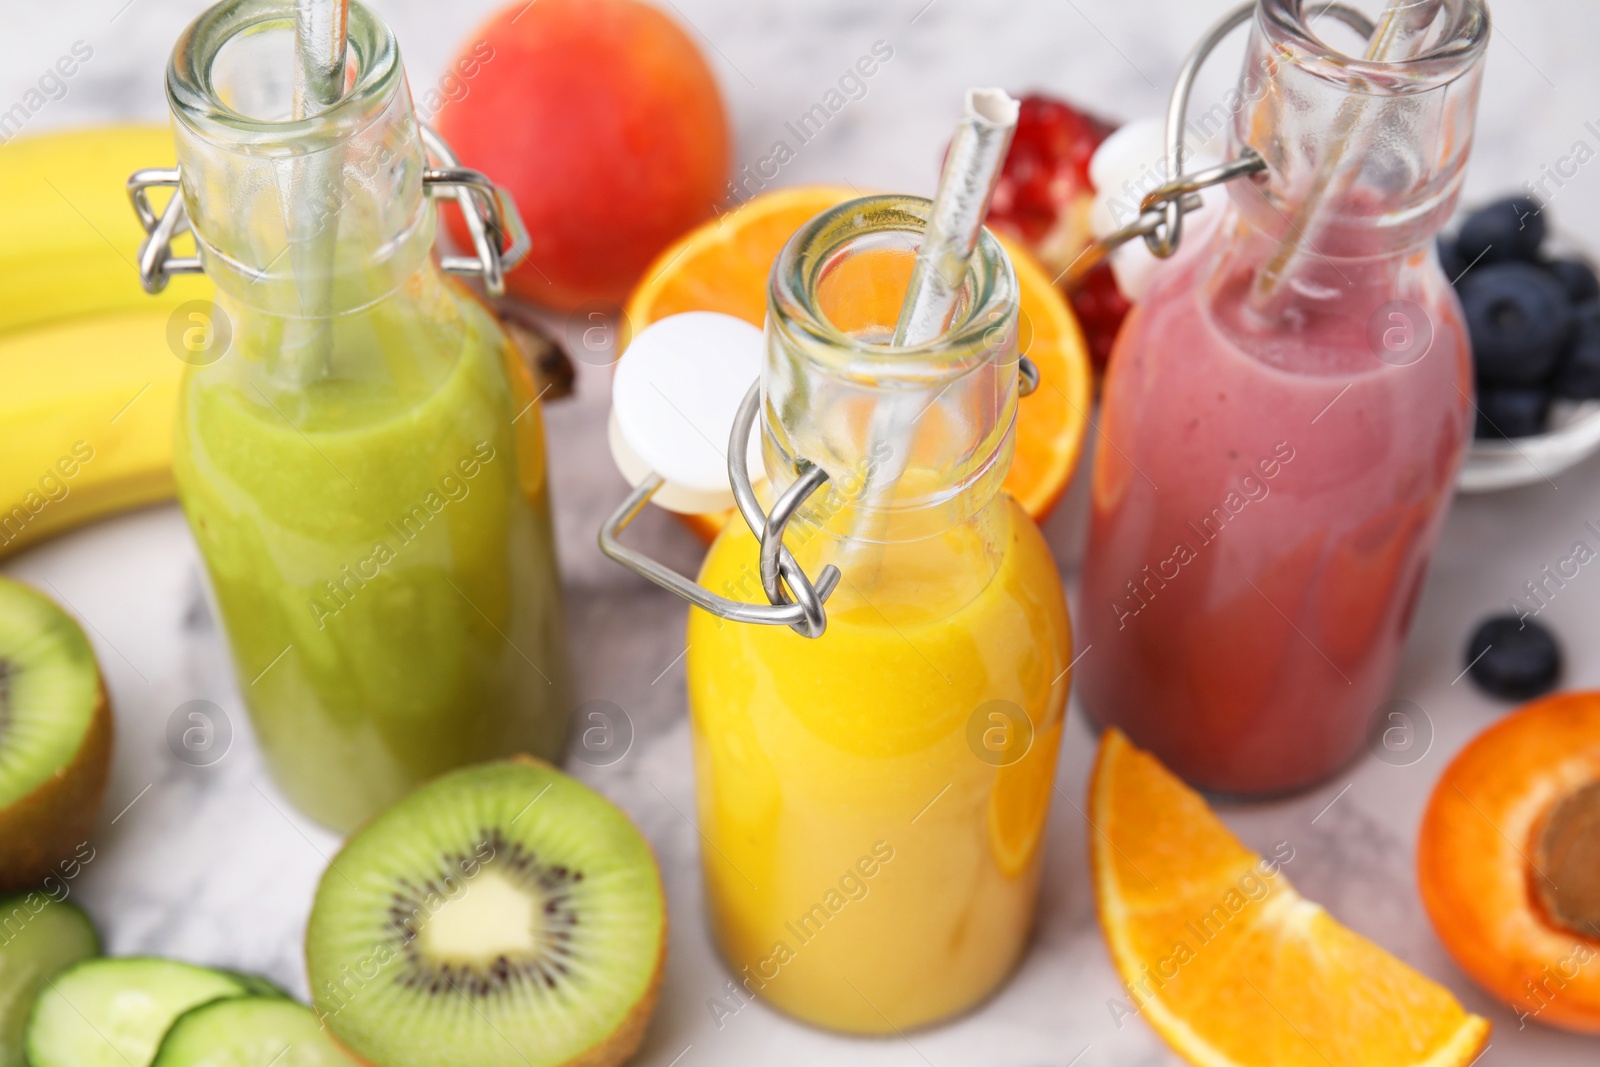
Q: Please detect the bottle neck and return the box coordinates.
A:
[1224,0,1487,260]
[762,195,1021,550]
[167,0,437,318]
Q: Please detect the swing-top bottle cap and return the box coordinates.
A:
[1088,117,1222,302]
[609,311,766,515]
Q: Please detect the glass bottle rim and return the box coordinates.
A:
[1260,0,1489,95]
[168,0,402,149]
[769,194,1019,387]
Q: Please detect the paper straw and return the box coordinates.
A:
[839,90,1017,576]
[894,89,1020,345]
[282,0,349,385]
[294,0,348,115]
[1250,0,1442,311]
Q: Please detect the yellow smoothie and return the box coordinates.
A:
[687,495,1071,1033]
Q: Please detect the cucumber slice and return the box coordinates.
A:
[24,958,249,1067]
[153,997,359,1067]
[0,894,98,1067]
[218,971,290,999]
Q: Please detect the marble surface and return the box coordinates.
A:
[5,0,1600,1063]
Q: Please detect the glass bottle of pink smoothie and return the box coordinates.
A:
[1078,0,1488,795]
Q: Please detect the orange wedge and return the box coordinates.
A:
[1090,728,1490,1067]
[623,185,1091,542]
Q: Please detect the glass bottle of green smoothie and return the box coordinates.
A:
[153,0,571,831]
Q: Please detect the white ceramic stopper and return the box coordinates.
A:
[1089,117,1222,301]
[609,311,766,515]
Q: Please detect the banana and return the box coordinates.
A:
[0,125,210,335]
[0,125,217,558]
[0,308,183,560]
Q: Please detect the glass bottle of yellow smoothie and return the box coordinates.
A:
[686,196,1073,1033]
[155,0,570,831]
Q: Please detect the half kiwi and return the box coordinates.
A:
[0,577,111,891]
[152,997,358,1067]
[306,758,666,1067]
[0,894,99,1067]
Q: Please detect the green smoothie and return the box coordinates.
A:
[173,276,571,832]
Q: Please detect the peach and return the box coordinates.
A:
[1418,691,1600,1033]
[436,0,730,311]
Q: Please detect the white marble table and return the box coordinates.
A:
[5,1,1600,1063]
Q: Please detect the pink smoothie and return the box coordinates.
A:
[1077,223,1472,795]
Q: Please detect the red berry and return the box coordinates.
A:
[982,94,1125,368]
[1069,262,1131,371]
[987,94,1117,269]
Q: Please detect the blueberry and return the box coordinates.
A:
[1553,300,1600,400]
[1465,615,1561,702]
[1457,196,1546,266]
[1475,387,1550,438]
[1546,257,1600,303]
[1459,262,1573,385]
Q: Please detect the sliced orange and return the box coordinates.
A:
[623,185,1091,542]
[1090,728,1490,1067]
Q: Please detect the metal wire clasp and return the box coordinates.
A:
[599,382,842,639]
[126,125,530,297]
[1063,1,1377,290]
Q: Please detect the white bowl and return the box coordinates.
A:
[1458,399,1600,492]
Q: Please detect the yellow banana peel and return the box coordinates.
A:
[0,125,220,558]
[0,308,185,560]
[0,124,210,335]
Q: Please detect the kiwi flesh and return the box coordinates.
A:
[152,997,359,1067]
[25,957,251,1067]
[305,758,666,1067]
[0,894,98,1067]
[0,578,111,891]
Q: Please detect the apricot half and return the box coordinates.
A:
[1418,691,1600,1032]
